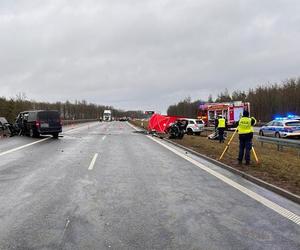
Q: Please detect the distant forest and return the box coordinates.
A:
[167,78,300,122]
[0,94,145,122]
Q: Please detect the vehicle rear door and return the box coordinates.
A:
[49,112,61,128]
[196,119,204,130]
[38,111,61,129]
[188,120,195,131]
[285,121,300,134]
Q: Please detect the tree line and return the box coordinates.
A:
[167,77,300,122]
[0,95,145,123]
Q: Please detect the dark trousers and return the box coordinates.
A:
[238,133,253,163]
[218,128,225,143]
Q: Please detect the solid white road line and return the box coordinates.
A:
[88,153,98,170]
[147,135,300,226]
[127,122,140,131]
[102,135,106,141]
[0,122,98,158]
[0,137,50,157]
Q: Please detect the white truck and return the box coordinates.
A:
[103,110,112,121]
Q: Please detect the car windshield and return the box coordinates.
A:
[196,120,203,124]
[285,121,300,126]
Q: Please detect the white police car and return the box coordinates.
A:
[259,118,300,138]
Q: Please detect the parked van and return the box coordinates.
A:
[15,110,62,138]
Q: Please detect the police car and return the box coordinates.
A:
[259,117,300,138]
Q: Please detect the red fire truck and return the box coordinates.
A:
[198,101,250,127]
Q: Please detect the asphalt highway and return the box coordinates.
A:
[0,121,299,250]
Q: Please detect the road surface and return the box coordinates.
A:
[0,122,299,249]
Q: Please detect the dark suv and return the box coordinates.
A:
[15,110,62,138]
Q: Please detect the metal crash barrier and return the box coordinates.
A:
[256,136,300,158]
[62,119,98,126]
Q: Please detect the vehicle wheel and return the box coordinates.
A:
[52,132,59,139]
[195,132,201,136]
[259,130,264,136]
[275,132,281,138]
[187,128,193,135]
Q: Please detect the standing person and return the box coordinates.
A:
[217,115,226,143]
[214,116,218,131]
[16,114,24,136]
[237,110,256,165]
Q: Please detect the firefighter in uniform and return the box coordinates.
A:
[237,110,256,165]
[217,115,226,143]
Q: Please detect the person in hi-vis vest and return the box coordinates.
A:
[217,115,226,143]
[237,110,256,165]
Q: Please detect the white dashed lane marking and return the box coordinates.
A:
[88,153,98,171]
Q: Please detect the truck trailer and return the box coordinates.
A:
[103,110,112,121]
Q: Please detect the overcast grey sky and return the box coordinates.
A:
[1,0,300,112]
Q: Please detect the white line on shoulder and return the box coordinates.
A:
[0,137,50,157]
[147,135,300,226]
[126,122,140,131]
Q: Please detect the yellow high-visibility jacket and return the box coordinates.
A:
[238,117,256,134]
[218,118,226,128]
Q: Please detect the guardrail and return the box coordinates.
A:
[62,119,98,126]
[256,136,300,157]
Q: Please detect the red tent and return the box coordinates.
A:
[148,114,181,133]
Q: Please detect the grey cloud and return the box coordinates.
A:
[1,0,300,112]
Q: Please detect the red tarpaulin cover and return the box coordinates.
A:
[148,114,181,133]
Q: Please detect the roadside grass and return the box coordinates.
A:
[130,119,300,195]
[131,120,149,130]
